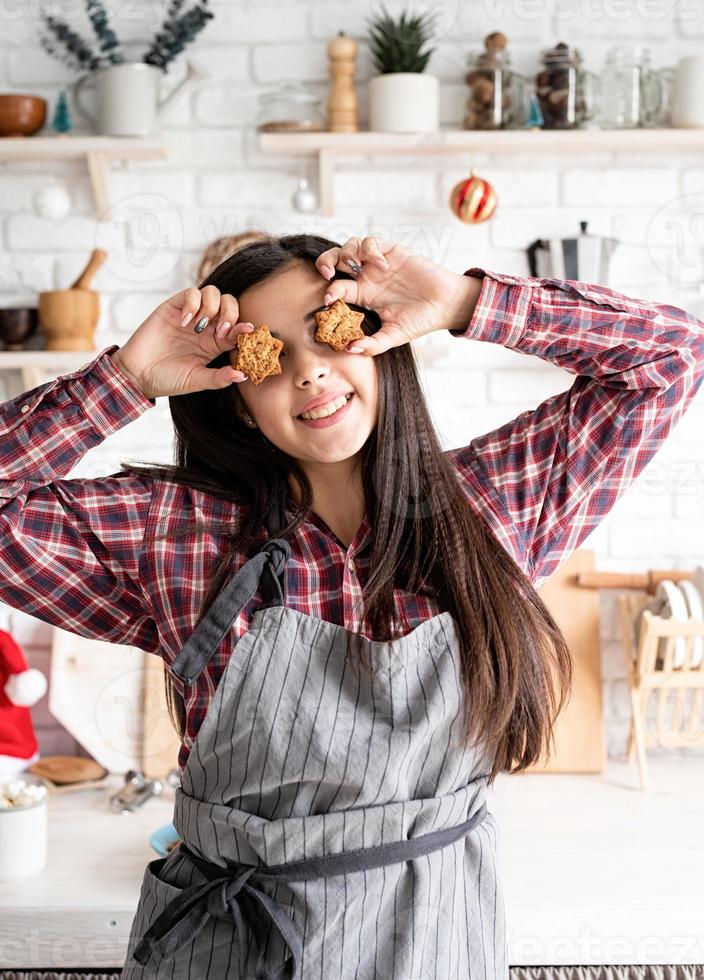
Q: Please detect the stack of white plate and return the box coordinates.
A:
[634,572,704,669]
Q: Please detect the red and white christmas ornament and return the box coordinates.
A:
[0,630,47,778]
[449,167,497,224]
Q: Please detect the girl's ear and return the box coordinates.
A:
[233,392,257,428]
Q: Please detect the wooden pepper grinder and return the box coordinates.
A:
[327,31,359,132]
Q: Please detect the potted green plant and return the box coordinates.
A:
[367,5,439,133]
[38,0,213,136]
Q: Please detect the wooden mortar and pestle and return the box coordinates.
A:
[38,249,107,351]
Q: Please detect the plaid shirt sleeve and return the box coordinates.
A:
[0,344,160,650]
[449,269,704,590]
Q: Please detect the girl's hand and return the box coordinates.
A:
[111,286,255,399]
[315,236,481,356]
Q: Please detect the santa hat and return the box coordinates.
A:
[0,629,47,773]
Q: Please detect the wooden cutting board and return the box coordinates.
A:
[524,548,606,773]
[49,628,180,777]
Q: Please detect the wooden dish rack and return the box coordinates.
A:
[578,567,704,789]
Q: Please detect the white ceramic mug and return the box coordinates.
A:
[0,777,48,881]
[671,55,704,128]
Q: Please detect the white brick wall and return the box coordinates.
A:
[1,0,703,765]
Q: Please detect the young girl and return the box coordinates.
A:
[1,233,702,979]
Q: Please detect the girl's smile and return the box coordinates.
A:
[296,392,354,426]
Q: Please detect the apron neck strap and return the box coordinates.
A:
[170,487,290,686]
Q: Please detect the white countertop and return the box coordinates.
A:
[0,757,702,970]
[491,753,704,968]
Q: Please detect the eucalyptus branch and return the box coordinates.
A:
[85,0,125,64]
[40,13,101,72]
[38,0,213,75]
[143,2,213,72]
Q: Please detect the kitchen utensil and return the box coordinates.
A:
[0,774,48,881]
[38,288,99,352]
[72,61,204,136]
[526,220,620,284]
[677,580,704,668]
[0,307,39,351]
[654,581,689,668]
[0,94,47,137]
[256,81,324,132]
[327,32,359,132]
[599,44,668,129]
[535,42,600,129]
[68,249,107,291]
[27,755,107,786]
[464,33,530,130]
[109,770,163,814]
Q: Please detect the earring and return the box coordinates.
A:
[245,415,257,427]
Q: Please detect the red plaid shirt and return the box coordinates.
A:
[2,268,703,769]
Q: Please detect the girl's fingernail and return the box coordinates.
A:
[348,345,364,353]
[324,293,333,306]
[181,311,194,326]
[376,257,389,268]
[194,316,209,334]
[346,259,362,274]
[231,371,246,382]
[218,321,231,334]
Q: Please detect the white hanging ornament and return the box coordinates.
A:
[33,183,71,221]
[291,177,318,213]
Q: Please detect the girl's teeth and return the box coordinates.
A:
[300,394,350,420]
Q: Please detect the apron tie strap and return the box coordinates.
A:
[171,537,291,686]
[132,857,301,980]
[132,801,488,979]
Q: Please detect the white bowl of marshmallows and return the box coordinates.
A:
[0,775,48,881]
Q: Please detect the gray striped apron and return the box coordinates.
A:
[121,498,508,979]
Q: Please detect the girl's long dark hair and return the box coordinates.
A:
[120,234,572,783]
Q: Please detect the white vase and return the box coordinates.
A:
[368,73,440,133]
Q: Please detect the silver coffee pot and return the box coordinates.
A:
[526,221,620,284]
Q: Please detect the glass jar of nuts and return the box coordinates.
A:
[464,32,529,130]
[535,42,600,129]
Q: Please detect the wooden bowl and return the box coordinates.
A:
[0,94,47,137]
[0,307,39,350]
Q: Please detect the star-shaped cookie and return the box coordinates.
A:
[314,299,366,351]
[230,323,283,385]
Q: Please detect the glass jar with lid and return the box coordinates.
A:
[535,42,600,129]
[599,44,668,128]
[464,31,530,130]
[256,82,325,133]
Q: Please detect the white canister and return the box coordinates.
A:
[368,72,440,133]
[0,776,48,881]
[671,55,704,128]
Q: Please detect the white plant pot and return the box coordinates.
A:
[368,73,440,133]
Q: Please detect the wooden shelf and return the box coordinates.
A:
[259,127,704,215]
[0,350,95,367]
[0,349,98,394]
[0,135,168,217]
